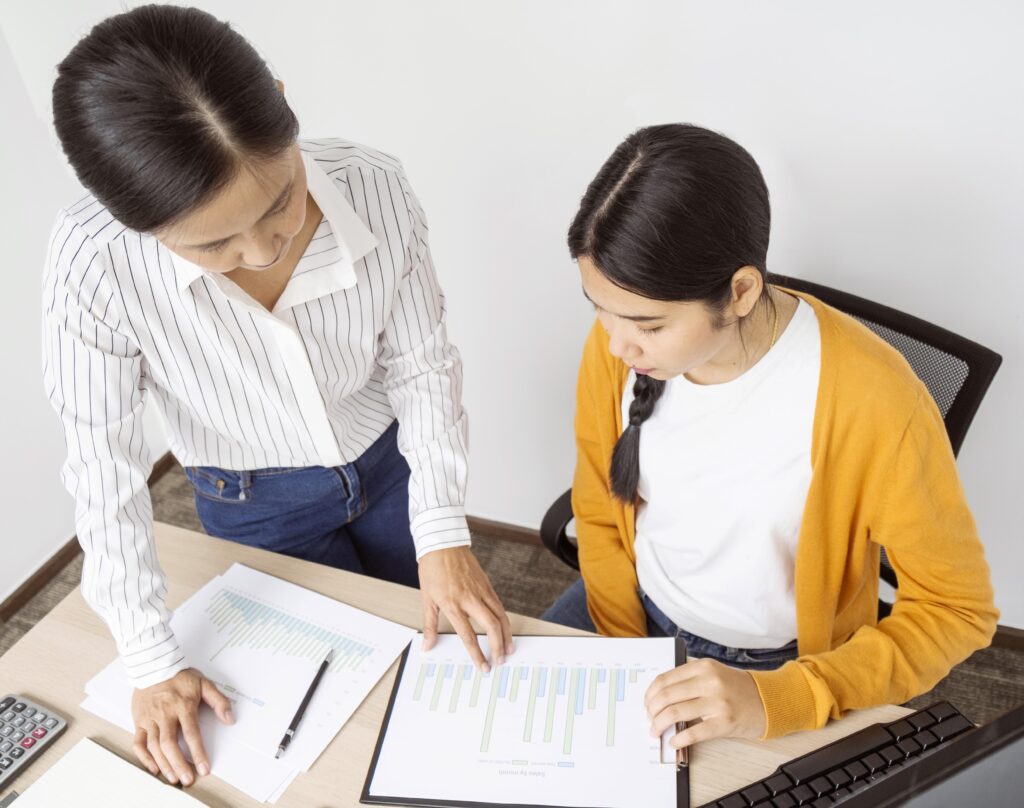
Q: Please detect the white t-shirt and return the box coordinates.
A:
[623,299,821,649]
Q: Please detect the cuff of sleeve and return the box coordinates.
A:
[411,506,472,560]
[749,661,819,739]
[120,633,189,689]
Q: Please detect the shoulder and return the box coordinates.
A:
[300,137,423,224]
[794,290,937,456]
[47,197,135,287]
[300,137,406,178]
[54,194,131,251]
[801,293,933,432]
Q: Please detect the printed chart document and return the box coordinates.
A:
[83,563,417,803]
[363,635,687,808]
[14,738,206,807]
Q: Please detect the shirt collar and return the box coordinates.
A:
[168,150,379,293]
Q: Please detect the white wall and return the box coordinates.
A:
[3,1,1022,625]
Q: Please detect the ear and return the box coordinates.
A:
[729,266,764,318]
[275,79,285,94]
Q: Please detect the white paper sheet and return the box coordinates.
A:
[207,563,417,768]
[367,635,679,808]
[82,564,416,803]
[13,738,206,807]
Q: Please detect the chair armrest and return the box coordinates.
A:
[540,488,579,571]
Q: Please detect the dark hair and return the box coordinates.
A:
[568,123,772,503]
[52,4,299,233]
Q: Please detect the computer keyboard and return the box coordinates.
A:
[702,701,975,807]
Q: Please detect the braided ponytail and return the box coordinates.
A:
[609,374,666,502]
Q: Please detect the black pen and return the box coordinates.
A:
[276,648,334,759]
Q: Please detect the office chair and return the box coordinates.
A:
[540,276,1002,616]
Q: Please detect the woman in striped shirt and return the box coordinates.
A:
[45,4,511,786]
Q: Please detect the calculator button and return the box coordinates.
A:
[19,738,34,749]
[44,719,58,729]
[0,699,14,712]
[11,717,24,727]
[34,713,47,723]
[1,712,13,721]
[0,742,10,753]
[11,703,25,713]
[32,728,47,739]
[11,733,23,742]
[0,758,11,769]
[23,723,36,734]
[9,749,23,759]
[22,709,34,719]
[0,727,12,737]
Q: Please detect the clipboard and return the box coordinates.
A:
[360,636,689,808]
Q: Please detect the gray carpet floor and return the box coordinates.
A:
[2,464,1022,727]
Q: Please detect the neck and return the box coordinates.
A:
[685,287,791,385]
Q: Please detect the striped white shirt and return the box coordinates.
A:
[42,139,471,688]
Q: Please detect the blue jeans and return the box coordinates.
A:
[184,421,419,588]
[542,579,798,671]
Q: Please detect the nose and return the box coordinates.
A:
[607,325,641,362]
[243,236,284,268]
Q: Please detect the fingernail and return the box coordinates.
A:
[181,772,193,786]
[225,709,235,724]
[496,656,505,666]
[506,641,515,655]
[482,662,491,674]
[198,762,210,776]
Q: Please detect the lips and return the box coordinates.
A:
[634,367,654,375]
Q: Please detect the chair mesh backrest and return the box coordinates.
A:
[851,316,970,418]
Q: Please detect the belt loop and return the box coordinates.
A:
[238,470,251,501]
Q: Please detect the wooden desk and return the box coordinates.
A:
[0,524,908,806]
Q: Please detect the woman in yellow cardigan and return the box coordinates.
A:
[542,124,997,751]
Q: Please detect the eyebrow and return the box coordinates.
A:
[185,180,294,250]
[581,287,666,323]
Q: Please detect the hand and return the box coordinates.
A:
[131,668,235,785]
[644,658,766,750]
[419,546,514,672]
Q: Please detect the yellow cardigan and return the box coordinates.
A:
[572,292,998,738]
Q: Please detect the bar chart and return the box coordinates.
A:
[369,636,678,807]
[411,661,647,754]
[203,586,380,674]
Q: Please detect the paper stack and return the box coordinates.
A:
[82,564,417,802]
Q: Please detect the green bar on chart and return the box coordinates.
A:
[523,667,540,742]
[429,665,445,711]
[449,666,465,713]
[413,663,428,702]
[544,668,558,743]
[470,668,483,708]
[480,670,502,753]
[563,668,579,754]
[606,669,618,746]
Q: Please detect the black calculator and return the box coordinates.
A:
[0,696,68,788]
